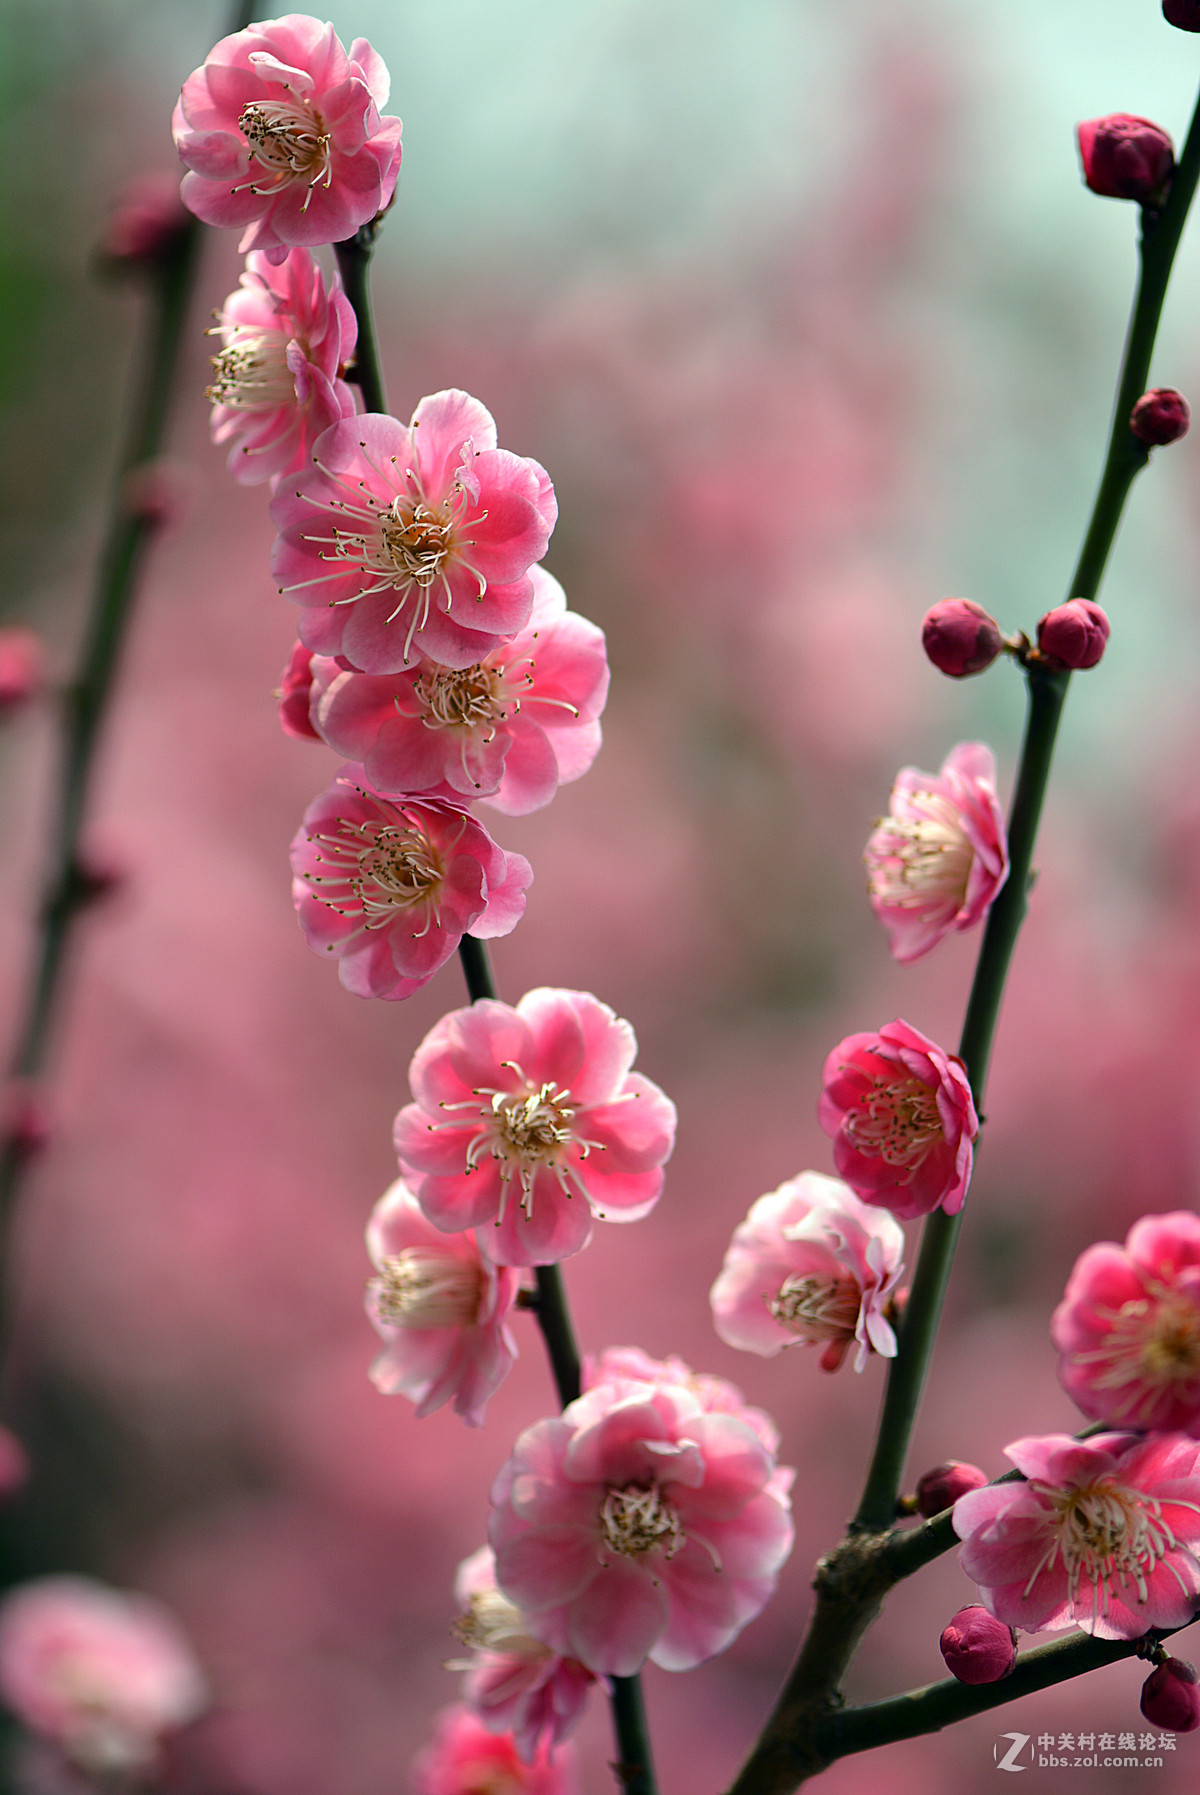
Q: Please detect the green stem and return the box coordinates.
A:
[610,1674,660,1795]
[335,225,388,415]
[531,1265,582,1406]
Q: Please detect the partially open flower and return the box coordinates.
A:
[1141,1657,1200,1732]
[1077,115,1174,202]
[939,1606,1017,1685]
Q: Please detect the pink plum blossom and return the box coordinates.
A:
[450,1547,596,1762]
[488,1370,793,1677]
[207,248,357,485]
[863,742,1009,964]
[582,1346,781,1451]
[0,1577,207,1774]
[393,989,677,1266]
[311,569,609,813]
[270,393,556,673]
[709,1170,905,1370]
[1051,1211,1200,1433]
[172,16,402,262]
[952,1431,1200,1639]
[277,640,322,740]
[364,1179,519,1427]
[412,1704,579,1795]
[290,768,532,1000]
[818,1019,978,1220]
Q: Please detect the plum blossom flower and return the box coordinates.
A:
[412,1704,579,1795]
[172,16,402,262]
[277,641,322,740]
[311,569,609,813]
[393,990,677,1266]
[365,1180,519,1427]
[1051,1212,1200,1433]
[709,1171,905,1370]
[449,1547,596,1762]
[207,248,357,485]
[270,392,556,673]
[290,768,532,1000]
[582,1346,781,1450]
[952,1431,1200,1639]
[818,1019,978,1220]
[489,1371,793,1677]
[863,742,1008,964]
[0,1577,207,1774]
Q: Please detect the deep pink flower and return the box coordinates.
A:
[364,1179,519,1428]
[818,1019,978,1220]
[290,768,532,1000]
[709,1171,905,1370]
[393,990,677,1266]
[952,1432,1200,1639]
[864,741,1009,964]
[411,1704,579,1795]
[277,641,322,740]
[172,16,402,262]
[1051,1211,1200,1433]
[207,249,356,485]
[450,1547,596,1763]
[311,569,609,813]
[270,393,556,673]
[489,1374,793,1676]
[0,1578,206,1774]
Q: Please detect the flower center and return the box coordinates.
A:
[238,99,331,192]
[769,1274,862,1343]
[379,501,457,589]
[600,1483,683,1559]
[414,662,507,731]
[843,1074,943,1167]
[865,794,974,909]
[1072,1286,1200,1423]
[303,805,447,933]
[1031,1476,1184,1614]
[206,331,296,410]
[371,1250,482,1328]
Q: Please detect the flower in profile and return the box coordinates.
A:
[277,641,322,740]
[172,17,402,262]
[393,989,677,1266]
[864,742,1008,964]
[818,1020,978,1220]
[271,391,556,673]
[207,249,357,485]
[312,569,609,813]
[290,768,532,1000]
[365,1180,519,1427]
[709,1171,905,1370]
[1051,1211,1200,1433]
[449,1547,596,1762]
[412,1704,579,1795]
[952,1431,1200,1638]
[489,1371,793,1676]
[0,1577,206,1774]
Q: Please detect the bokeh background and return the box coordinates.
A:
[4,0,1200,1789]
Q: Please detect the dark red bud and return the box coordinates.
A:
[1130,387,1190,446]
[939,1606,1018,1685]
[921,599,1004,678]
[1036,600,1110,671]
[1077,115,1174,202]
[3,1082,51,1163]
[1141,1658,1200,1732]
[277,643,322,742]
[1164,0,1200,31]
[914,1461,989,1519]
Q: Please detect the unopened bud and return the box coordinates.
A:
[0,628,43,716]
[97,173,191,271]
[939,1606,1018,1685]
[914,1461,988,1519]
[921,599,1004,679]
[1036,599,1110,671]
[1077,115,1174,202]
[3,1082,51,1164]
[1130,387,1190,446]
[1141,1658,1200,1732]
[277,643,322,742]
[1164,1,1200,31]
[122,459,195,531]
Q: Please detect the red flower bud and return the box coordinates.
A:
[921,599,1004,679]
[914,1461,989,1519]
[1077,115,1174,202]
[1036,599,1110,671]
[1130,387,1191,446]
[98,172,191,271]
[0,628,43,716]
[1164,0,1200,31]
[939,1606,1018,1685]
[1141,1658,1200,1732]
[277,643,322,742]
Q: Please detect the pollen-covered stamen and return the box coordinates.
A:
[769,1274,862,1344]
[237,99,331,191]
[379,502,457,589]
[843,1074,944,1169]
[414,662,507,732]
[305,815,444,927]
[370,1250,483,1328]
[206,332,295,409]
[600,1483,684,1560]
[1028,1477,1199,1612]
[865,792,974,909]
[1072,1287,1200,1422]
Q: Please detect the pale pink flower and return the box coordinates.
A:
[207,248,357,485]
[863,742,1008,964]
[489,1373,793,1677]
[290,768,532,1000]
[365,1180,519,1427]
[582,1346,781,1451]
[0,1577,206,1774]
[952,1431,1200,1639]
[311,569,609,813]
[393,989,677,1266]
[450,1548,595,1763]
[1051,1211,1200,1432]
[709,1171,905,1370]
[818,1019,978,1220]
[270,392,556,673]
[172,16,402,262]
[412,1704,579,1795]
